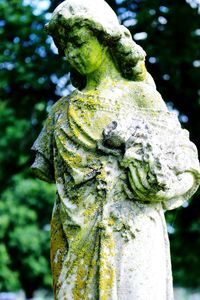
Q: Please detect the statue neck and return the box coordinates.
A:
[83,49,122,92]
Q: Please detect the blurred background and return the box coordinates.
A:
[0,0,200,299]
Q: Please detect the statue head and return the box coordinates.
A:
[45,0,147,88]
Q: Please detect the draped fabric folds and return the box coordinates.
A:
[32,89,199,300]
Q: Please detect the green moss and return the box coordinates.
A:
[99,232,116,300]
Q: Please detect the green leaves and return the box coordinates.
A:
[0,245,20,291]
[0,0,60,295]
[0,174,55,295]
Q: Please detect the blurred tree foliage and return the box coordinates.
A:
[0,0,62,297]
[0,0,200,297]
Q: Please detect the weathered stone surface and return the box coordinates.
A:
[31,0,200,299]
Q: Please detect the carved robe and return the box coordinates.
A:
[32,88,200,300]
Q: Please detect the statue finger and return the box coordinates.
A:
[129,164,148,193]
[128,172,147,201]
[135,165,152,190]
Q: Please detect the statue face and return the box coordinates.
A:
[64,27,104,75]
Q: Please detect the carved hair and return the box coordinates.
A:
[45,0,147,88]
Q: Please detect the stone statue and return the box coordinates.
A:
[31,0,200,299]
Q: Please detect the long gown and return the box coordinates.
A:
[31,84,200,300]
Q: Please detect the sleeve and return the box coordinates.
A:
[121,116,200,210]
[31,111,55,183]
[162,128,200,210]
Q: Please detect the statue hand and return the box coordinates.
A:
[155,172,195,200]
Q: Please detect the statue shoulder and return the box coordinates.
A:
[51,96,70,114]
[128,81,168,112]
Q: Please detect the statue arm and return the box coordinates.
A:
[126,160,199,210]
[161,131,200,209]
[121,125,200,209]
